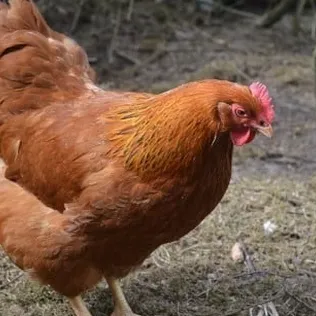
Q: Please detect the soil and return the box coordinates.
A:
[1,2,316,316]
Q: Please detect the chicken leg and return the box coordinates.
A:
[68,296,92,316]
[106,277,140,316]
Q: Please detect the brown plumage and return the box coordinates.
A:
[0,1,275,316]
[0,0,96,124]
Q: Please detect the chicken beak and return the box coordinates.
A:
[255,123,273,138]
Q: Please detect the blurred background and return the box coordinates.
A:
[37,0,315,90]
[1,1,316,315]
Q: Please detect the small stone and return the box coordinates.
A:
[231,242,244,263]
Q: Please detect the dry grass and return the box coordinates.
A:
[1,176,316,315]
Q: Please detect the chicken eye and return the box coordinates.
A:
[235,108,247,117]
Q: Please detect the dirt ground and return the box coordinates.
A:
[1,2,316,316]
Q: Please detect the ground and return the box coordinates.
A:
[0,2,316,316]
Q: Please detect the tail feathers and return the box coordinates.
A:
[0,0,54,37]
[0,170,72,266]
[0,0,97,123]
[0,165,93,294]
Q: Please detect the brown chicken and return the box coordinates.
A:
[0,1,275,316]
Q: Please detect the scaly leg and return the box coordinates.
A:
[68,296,92,316]
[106,277,140,316]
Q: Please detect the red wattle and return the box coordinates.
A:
[230,127,256,146]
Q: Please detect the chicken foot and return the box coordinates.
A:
[106,277,141,316]
[68,296,92,316]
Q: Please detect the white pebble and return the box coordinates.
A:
[263,220,277,236]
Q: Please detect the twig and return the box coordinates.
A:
[126,0,134,21]
[236,242,280,316]
[239,241,256,273]
[310,0,316,39]
[114,49,140,65]
[213,2,258,19]
[312,45,316,99]
[230,63,252,82]
[233,270,293,280]
[70,0,85,34]
[297,269,316,278]
[224,292,284,316]
[196,268,292,299]
[284,288,316,313]
[0,273,23,290]
[108,5,122,64]
[256,0,296,28]
[293,0,307,35]
[122,43,167,76]
[257,150,316,165]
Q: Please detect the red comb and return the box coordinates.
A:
[249,82,275,123]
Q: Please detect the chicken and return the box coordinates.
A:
[0,1,275,316]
